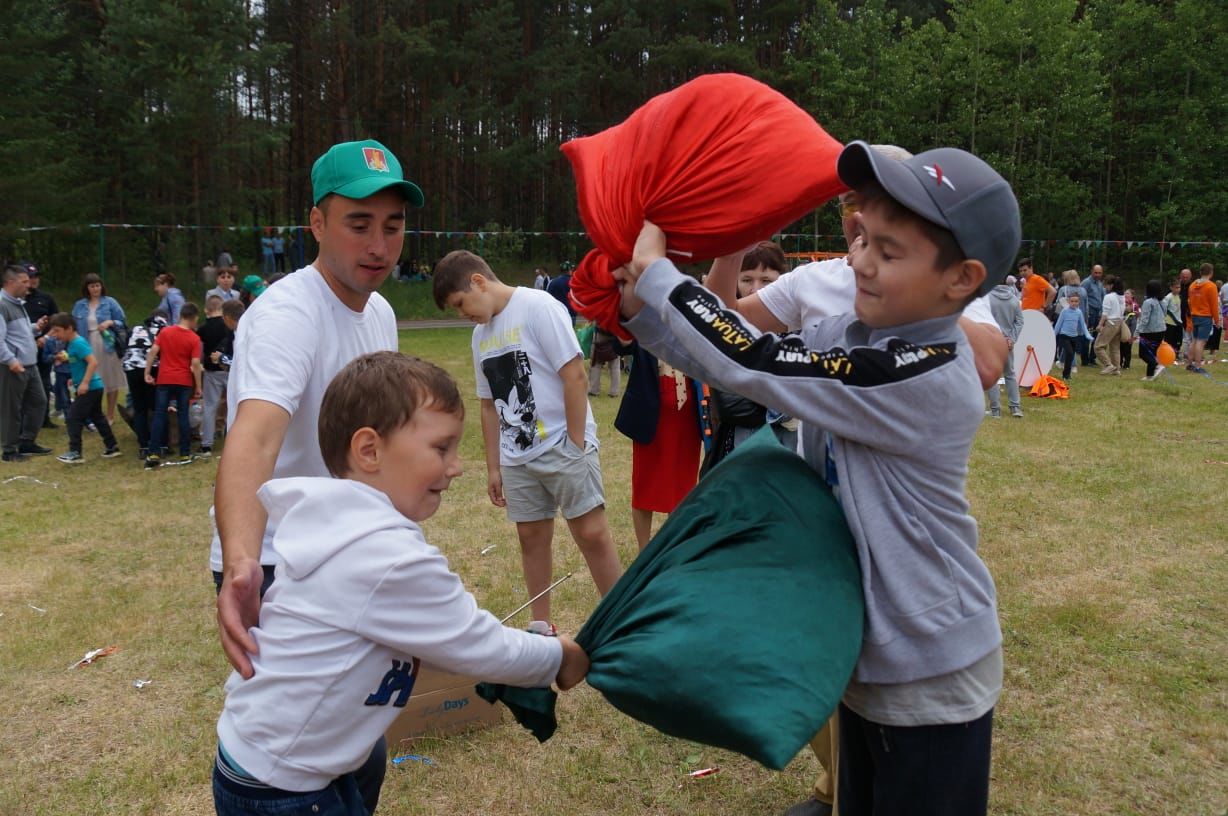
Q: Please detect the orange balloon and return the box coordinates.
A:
[1157,341,1176,367]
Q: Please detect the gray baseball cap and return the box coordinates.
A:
[837,140,1021,294]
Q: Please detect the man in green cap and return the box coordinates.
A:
[212,139,423,812]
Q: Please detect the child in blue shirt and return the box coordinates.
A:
[47,313,120,463]
[1053,292,1093,380]
[41,333,73,417]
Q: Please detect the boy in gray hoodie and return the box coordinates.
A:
[985,281,1025,417]
[615,141,1020,816]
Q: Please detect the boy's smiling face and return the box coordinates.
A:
[848,197,968,329]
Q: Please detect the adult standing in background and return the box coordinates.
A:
[1,265,50,461]
[216,247,235,275]
[71,273,126,424]
[272,232,286,274]
[1019,257,1055,314]
[213,139,423,814]
[154,272,186,324]
[1079,264,1105,365]
[20,262,58,429]
[546,260,578,324]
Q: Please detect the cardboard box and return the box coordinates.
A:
[384,666,502,747]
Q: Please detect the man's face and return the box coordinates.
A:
[223,316,239,332]
[26,273,39,291]
[1091,265,1103,280]
[4,272,30,298]
[310,189,406,310]
[1018,263,1033,278]
[1180,268,1192,283]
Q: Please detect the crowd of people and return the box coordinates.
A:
[1001,257,1224,385]
[4,133,1226,816]
[0,263,266,465]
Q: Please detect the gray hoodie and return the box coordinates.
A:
[0,290,38,367]
[987,283,1024,343]
[626,258,1000,686]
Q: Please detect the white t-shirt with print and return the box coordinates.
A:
[757,256,998,330]
[208,265,399,570]
[472,287,596,467]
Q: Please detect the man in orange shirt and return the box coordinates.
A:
[1018,257,1055,313]
[1186,262,1221,374]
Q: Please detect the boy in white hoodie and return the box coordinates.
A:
[213,351,589,816]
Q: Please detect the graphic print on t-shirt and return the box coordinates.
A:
[482,350,542,452]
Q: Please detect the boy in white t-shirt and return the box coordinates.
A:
[433,250,623,632]
[214,352,589,816]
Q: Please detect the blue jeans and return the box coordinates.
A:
[213,761,366,816]
[212,740,385,816]
[150,384,192,456]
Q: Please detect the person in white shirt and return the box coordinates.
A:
[214,139,424,813]
[214,352,588,815]
[434,250,623,632]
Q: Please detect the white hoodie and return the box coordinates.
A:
[216,477,562,791]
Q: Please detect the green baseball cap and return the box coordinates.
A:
[311,139,425,207]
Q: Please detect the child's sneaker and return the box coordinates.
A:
[197,446,212,457]
[526,620,558,636]
[57,451,84,464]
[986,409,1001,418]
[101,447,122,458]
[144,453,161,469]
[1010,406,1024,418]
[1154,365,1166,378]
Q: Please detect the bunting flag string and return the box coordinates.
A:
[6,224,1227,250]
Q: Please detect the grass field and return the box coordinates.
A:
[1,327,1225,816]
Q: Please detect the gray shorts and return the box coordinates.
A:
[502,438,605,522]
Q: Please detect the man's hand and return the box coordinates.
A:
[555,635,590,691]
[217,557,264,678]
[487,470,506,508]
[8,361,23,374]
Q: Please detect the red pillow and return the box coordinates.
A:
[564,73,846,337]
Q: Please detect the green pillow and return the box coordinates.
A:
[480,427,864,769]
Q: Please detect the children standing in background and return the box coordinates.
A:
[986,279,1025,417]
[121,309,170,458]
[1094,276,1126,375]
[1053,292,1094,381]
[434,250,622,632]
[197,296,242,456]
[46,313,121,463]
[1136,280,1168,381]
[145,302,203,467]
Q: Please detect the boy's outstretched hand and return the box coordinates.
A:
[555,635,590,691]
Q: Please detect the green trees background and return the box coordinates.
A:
[2,0,1224,279]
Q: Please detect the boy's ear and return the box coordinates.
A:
[470,273,489,292]
[348,427,383,474]
[947,259,987,302]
